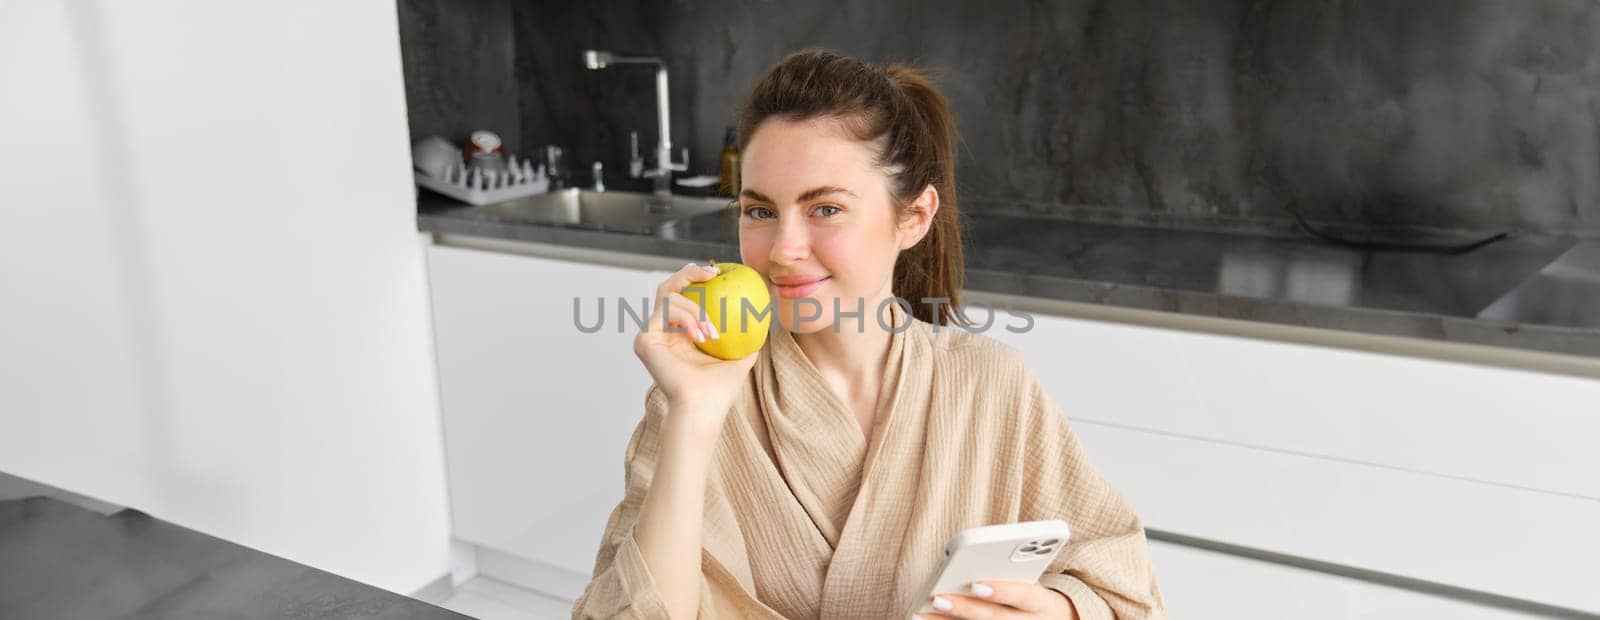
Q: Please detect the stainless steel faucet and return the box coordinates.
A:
[582,50,688,198]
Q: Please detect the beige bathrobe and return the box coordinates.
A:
[573,302,1165,619]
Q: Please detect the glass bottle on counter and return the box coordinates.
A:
[718,126,740,198]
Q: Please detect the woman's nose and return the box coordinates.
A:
[769,219,810,265]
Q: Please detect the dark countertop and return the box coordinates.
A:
[418,188,1600,360]
[0,496,466,619]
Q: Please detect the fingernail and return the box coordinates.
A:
[702,264,720,274]
[705,321,720,339]
[691,324,705,342]
[912,616,927,620]
[931,596,953,611]
[969,582,994,598]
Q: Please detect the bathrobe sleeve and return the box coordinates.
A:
[573,385,737,619]
[1015,365,1167,619]
[570,385,677,618]
[572,383,802,620]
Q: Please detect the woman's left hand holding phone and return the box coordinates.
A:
[917,580,1077,620]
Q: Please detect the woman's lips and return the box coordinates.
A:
[774,276,829,299]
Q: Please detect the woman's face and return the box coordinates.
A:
[737,117,934,334]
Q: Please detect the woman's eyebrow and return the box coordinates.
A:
[740,186,858,203]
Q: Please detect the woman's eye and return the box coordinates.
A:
[814,205,841,217]
[743,206,775,219]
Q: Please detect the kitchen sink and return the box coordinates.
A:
[472,187,734,235]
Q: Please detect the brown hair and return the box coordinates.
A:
[735,49,967,326]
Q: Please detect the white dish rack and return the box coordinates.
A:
[415,155,550,206]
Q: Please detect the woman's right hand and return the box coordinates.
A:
[633,261,762,438]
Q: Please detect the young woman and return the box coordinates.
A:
[575,49,1165,619]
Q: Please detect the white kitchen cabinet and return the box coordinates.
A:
[1147,540,1551,619]
[986,309,1600,613]
[425,243,669,599]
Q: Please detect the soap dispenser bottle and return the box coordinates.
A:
[718,126,740,198]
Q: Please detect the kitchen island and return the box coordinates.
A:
[0,496,466,619]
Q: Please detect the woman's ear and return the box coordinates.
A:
[897,184,940,250]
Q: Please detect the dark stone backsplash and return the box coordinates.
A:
[398,0,1600,239]
[397,0,522,153]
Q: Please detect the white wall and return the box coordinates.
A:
[0,2,453,595]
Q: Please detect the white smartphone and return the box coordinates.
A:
[909,520,1072,618]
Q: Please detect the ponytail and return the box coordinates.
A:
[883,65,966,326]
